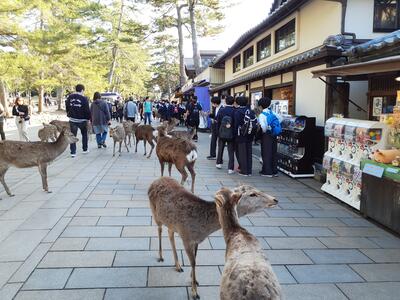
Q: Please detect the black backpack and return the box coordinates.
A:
[219,115,234,140]
[239,109,258,137]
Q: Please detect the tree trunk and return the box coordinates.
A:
[108,0,125,88]
[27,89,32,106]
[0,80,9,117]
[56,86,64,110]
[38,84,44,113]
[189,0,201,75]
[176,4,187,87]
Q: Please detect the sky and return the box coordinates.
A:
[183,0,274,56]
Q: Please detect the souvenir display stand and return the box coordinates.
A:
[322,118,389,210]
[277,115,315,178]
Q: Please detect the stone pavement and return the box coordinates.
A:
[0,123,400,300]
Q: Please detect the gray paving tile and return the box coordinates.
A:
[295,218,345,227]
[304,249,372,264]
[82,200,108,208]
[97,216,151,226]
[88,194,132,201]
[0,262,21,289]
[0,201,44,220]
[360,249,400,263]
[51,238,88,251]
[282,283,347,300]
[22,268,72,290]
[288,264,364,283]
[266,249,313,265]
[350,263,400,281]
[104,287,188,300]
[338,282,400,300]
[114,250,178,266]
[272,266,297,284]
[339,218,374,227]
[249,217,300,226]
[245,226,286,237]
[122,226,167,237]
[0,220,25,243]
[66,267,147,288]
[69,216,99,226]
[318,237,379,249]
[279,203,321,210]
[368,236,400,248]
[62,226,122,237]
[19,209,66,230]
[86,237,149,251]
[209,236,269,249]
[266,209,312,218]
[42,217,71,243]
[39,251,115,268]
[329,227,390,237]
[0,283,23,300]
[14,289,105,300]
[266,238,326,251]
[76,208,128,217]
[196,286,219,300]
[127,208,153,217]
[182,250,225,266]
[307,210,355,218]
[281,227,335,237]
[150,237,212,250]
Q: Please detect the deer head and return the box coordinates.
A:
[109,127,115,138]
[62,128,79,144]
[234,185,278,217]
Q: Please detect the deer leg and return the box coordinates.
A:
[135,139,139,153]
[119,141,122,156]
[168,163,173,177]
[187,162,196,193]
[38,163,51,193]
[157,225,164,262]
[124,138,129,153]
[160,160,165,176]
[143,140,147,156]
[147,140,154,159]
[113,141,116,157]
[183,242,200,299]
[0,166,13,197]
[177,165,188,186]
[168,229,183,272]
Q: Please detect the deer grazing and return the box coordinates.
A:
[122,120,138,147]
[148,177,278,299]
[109,125,129,157]
[156,124,197,193]
[215,188,282,300]
[0,128,78,197]
[134,124,157,158]
[38,123,58,142]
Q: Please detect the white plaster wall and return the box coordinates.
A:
[296,65,327,126]
[348,81,369,120]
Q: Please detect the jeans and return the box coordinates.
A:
[96,132,107,145]
[15,118,29,141]
[69,121,88,154]
[0,121,5,140]
[144,112,151,125]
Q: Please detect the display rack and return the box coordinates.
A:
[322,118,389,210]
[277,115,316,178]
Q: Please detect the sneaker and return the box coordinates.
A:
[216,164,222,169]
[207,156,216,160]
[71,154,76,158]
[97,145,102,149]
[259,172,273,178]
[273,173,279,177]
[228,169,235,175]
[102,143,107,148]
[238,172,249,177]
[82,150,89,154]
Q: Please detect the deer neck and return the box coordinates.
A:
[47,134,69,160]
[219,210,242,243]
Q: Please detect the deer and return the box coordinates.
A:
[0,128,78,197]
[134,124,157,158]
[50,120,70,132]
[215,188,282,300]
[156,124,197,193]
[122,120,138,147]
[163,117,180,132]
[148,177,278,299]
[109,125,129,157]
[169,127,196,141]
[38,123,58,142]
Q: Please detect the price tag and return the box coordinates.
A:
[386,167,399,174]
[363,163,385,178]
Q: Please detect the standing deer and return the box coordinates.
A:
[215,188,282,300]
[156,124,197,192]
[38,123,58,142]
[134,124,157,158]
[0,129,78,196]
[148,177,278,299]
[122,120,138,147]
[109,125,129,157]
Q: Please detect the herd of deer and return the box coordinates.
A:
[0,117,283,299]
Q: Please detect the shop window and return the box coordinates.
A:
[275,19,296,53]
[233,54,241,73]
[257,35,271,61]
[374,0,400,32]
[243,46,254,68]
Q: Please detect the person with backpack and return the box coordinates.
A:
[186,95,202,142]
[258,97,282,177]
[234,96,258,176]
[216,96,235,174]
[207,96,222,160]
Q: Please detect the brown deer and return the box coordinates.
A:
[38,123,58,142]
[156,125,197,193]
[134,124,157,158]
[50,120,70,132]
[163,117,180,132]
[215,188,282,300]
[0,129,78,197]
[169,127,196,141]
[122,120,138,147]
[148,177,278,299]
[109,125,129,157]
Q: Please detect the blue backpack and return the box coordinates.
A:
[262,110,282,137]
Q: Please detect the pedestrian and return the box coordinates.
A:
[65,84,91,157]
[124,97,137,122]
[216,96,236,174]
[186,95,202,142]
[116,97,124,123]
[258,97,282,177]
[12,97,30,142]
[207,96,222,160]
[143,97,152,125]
[139,100,144,121]
[0,102,6,140]
[234,96,258,176]
[91,92,111,149]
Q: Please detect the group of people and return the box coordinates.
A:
[208,95,281,177]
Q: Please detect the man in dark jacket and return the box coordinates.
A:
[186,95,202,142]
[216,96,235,173]
[207,96,222,160]
[65,84,91,157]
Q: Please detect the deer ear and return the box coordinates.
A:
[215,193,225,208]
[231,192,242,205]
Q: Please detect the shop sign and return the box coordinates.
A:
[372,97,383,117]
[363,163,384,178]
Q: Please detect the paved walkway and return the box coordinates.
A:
[0,122,399,300]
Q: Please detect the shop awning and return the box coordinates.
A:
[312,55,400,78]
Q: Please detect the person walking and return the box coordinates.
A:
[234,96,257,176]
[0,102,6,140]
[258,97,281,177]
[12,97,30,142]
[91,92,111,149]
[207,96,222,160]
[66,84,91,157]
[216,96,236,174]
[186,95,202,142]
[143,97,152,125]
[124,97,137,122]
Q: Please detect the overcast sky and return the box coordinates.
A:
[183,0,274,56]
